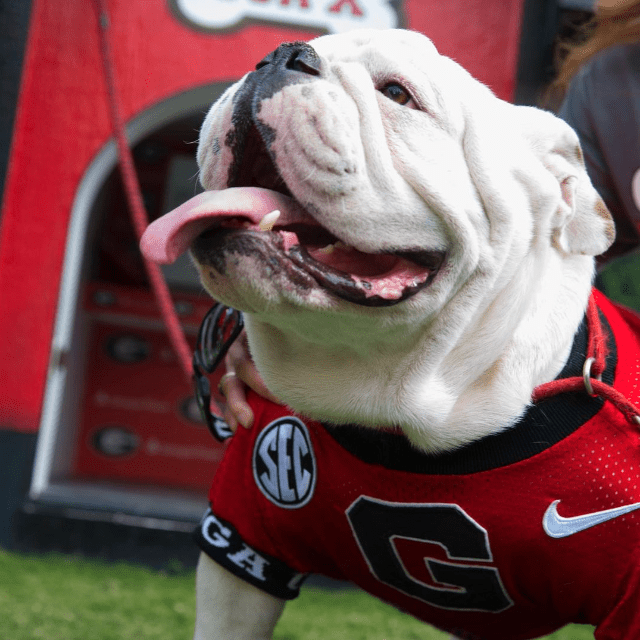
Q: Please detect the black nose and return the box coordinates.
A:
[256,41,322,77]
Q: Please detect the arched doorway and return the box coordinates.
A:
[30,84,230,524]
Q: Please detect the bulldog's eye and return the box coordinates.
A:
[379,82,414,106]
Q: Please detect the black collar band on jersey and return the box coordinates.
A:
[322,298,620,475]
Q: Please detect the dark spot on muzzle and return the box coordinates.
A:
[224,41,324,188]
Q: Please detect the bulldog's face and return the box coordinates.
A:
[144,29,612,332]
[144,30,613,353]
[193,31,458,314]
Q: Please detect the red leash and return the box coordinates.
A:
[94,0,193,382]
[532,296,640,425]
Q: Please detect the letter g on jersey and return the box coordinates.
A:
[253,417,316,508]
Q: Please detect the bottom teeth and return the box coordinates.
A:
[317,241,348,255]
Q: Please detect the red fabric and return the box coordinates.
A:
[208,296,640,640]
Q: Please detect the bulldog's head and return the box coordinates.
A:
[141,29,615,450]
[143,29,611,316]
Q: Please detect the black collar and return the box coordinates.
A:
[321,311,616,475]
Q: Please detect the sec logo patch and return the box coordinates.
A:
[253,417,316,509]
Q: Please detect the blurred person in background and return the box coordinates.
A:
[547,0,640,260]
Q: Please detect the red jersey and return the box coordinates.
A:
[195,291,640,640]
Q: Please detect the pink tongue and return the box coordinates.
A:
[140,187,313,264]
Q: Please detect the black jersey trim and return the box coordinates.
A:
[321,310,616,475]
[194,508,308,600]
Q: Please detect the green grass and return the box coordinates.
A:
[0,549,595,639]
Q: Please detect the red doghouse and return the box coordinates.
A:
[1,0,549,546]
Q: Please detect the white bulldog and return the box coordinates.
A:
[140,29,640,640]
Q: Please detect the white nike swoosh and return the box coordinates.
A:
[543,499,640,538]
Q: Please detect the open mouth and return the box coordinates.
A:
[192,214,445,306]
[140,127,446,307]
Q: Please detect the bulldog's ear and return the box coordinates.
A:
[544,123,615,257]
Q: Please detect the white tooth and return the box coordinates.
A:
[318,244,336,254]
[258,209,281,231]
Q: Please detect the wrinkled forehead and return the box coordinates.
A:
[310,28,441,71]
[309,28,478,128]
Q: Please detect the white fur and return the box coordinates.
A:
[194,554,285,640]
[192,29,614,639]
